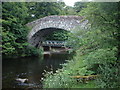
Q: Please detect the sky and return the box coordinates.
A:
[63,0,82,7]
[63,0,120,6]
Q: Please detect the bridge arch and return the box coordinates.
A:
[27,15,88,47]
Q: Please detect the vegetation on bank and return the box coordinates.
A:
[42,2,120,88]
[2,1,85,58]
[2,1,120,88]
[2,1,72,58]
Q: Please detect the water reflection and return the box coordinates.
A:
[2,53,71,88]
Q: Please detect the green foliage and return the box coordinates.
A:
[85,48,117,65]
[25,46,43,57]
[2,2,120,88]
[74,2,87,13]
[43,26,119,88]
[64,6,77,15]
[2,2,42,58]
[71,81,96,88]
[80,2,119,29]
[43,70,76,88]
[2,2,28,24]
[79,2,120,88]
[2,30,16,56]
[96,63,120,88]
[45,30,69,41]
[2,2,75,58]
[25,2,67,22]
[42,49,95,88]
[43,2,120,88]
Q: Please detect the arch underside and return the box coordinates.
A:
[29,27,67,47]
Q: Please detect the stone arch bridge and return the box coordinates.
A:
[27,15,88,47]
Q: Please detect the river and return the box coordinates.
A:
[2,53,72,89]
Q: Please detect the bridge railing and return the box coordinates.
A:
[41,40,66,47]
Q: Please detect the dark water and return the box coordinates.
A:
[2,53,71,89]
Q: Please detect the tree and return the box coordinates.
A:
[64,6,76,15]
[74,2,87,13]
[42,2,120,88]
[26,2,66,22]
[2,2,28,24]
[2,2,39,58]
[79,2,120,88]
[45,30,69,41]
[2,2,70,58]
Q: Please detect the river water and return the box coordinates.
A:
[2,53,71,89]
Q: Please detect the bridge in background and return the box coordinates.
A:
[41,40,66,47]
[41,40,72,53]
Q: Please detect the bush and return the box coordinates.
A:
[42,2,120,88]
[25,46,43,57]
[42,48,95,88]
[42,26,119,88]
[96,63,119,88]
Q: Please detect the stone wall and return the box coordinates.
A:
[27,15,88,47]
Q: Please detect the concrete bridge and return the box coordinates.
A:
[27,15,88,47]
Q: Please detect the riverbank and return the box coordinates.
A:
[43,48,73,55]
